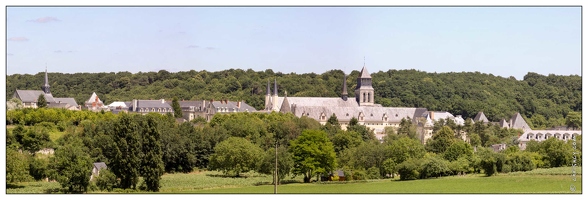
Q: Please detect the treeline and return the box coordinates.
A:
[6,68,581,129]
[6,109,582,193]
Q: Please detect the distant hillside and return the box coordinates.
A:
[6,68,581,128]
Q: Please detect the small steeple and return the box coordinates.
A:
[273,78,278,96]
[341,73,348,101]
[41,65,51,94]
[266,80,271,96]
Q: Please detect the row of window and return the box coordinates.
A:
[139,107,172,112]
[526,134,577,140]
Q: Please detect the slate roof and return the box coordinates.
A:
[136,100,173,108]
[359,66,371,78]
[54,98,79,107]
[499,119,509,128]
[473,112,489,123]
[93,162,107,171]
[510,113,531,132]
[14,90,55,103]
[178,101,204,108]
[209,100,257,112]
[276,97,359,109]
[279,96,291,113]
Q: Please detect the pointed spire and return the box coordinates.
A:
[42,64,51,94]
[273,78,278,96]
[342,73,348,101]
[266,80,271,95]
[359,65,371,78]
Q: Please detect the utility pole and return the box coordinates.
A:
[274,140,278,194]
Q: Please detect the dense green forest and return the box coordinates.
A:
[6,68,581,129]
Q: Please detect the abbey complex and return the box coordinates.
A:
[12,65,581,150]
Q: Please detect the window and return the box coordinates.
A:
[152,108,155,112]
[363,93,366,102]
[368,93,371,103]
[346,113,349,117]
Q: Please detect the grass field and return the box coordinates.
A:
[6,167,582,194]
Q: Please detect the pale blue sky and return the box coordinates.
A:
[6,6,581,79]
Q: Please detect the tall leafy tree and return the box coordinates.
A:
[171,96,183,118]
[290,129,337,183]
[109,113,142,189]
[6,148,31,183]
[566,111,581,130]
[139,114,165,192]
[49,137,93,193]
[389,137,426,164]
[37,94,47,108]
[208,137,264,176]
[425,126,457,154]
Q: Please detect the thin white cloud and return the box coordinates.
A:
[8,37,29,42]
[7,53,14,56]
[206,47,215,50]
[28,17,60,23]
[54,50,62,53]
[187,45,199,48]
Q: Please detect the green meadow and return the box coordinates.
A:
[7,167,581,194]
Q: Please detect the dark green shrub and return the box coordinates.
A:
[397,159,421,180]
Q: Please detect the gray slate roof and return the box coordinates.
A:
[136,100,173,109]
[499,119,509,128]
[510,113,531,132]
[210,100,257,112]
[54,98,79,107]
[279,96,291,113]
[14,90,55,103]
[93,162,107,170]
[474,112,489,123]
[178,101,204,108]
[359,66,371,78]
[276,97,359,108]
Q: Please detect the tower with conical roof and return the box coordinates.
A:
[272,78,279,111]
[264,80,271,110]
[41,66,51,94]
[355,63,374,106]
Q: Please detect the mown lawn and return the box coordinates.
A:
[193,174,581,194]
[6,167,582,194]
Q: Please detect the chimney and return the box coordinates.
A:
[237,101,241,108]
[430,111,434,120]
[202,100,206,108]
[161,99,165,104]
[132,99,138,112]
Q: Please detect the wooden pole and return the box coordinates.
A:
[274,141,278,194]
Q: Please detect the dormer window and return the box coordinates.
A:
[152,108,155,112]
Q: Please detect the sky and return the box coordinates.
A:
[5,6,582,80]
